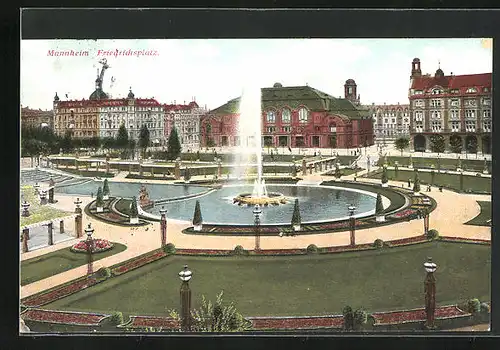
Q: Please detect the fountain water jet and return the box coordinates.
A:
[232,83,287,206]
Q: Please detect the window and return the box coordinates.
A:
[465,120,476,132]
[266,126,276,133]
[432,89,443,94]
[431,99,442,108]
[466,99,477,106]
[431,111,441,119]
[431,121,442,132]
[414,90,423,95]
[414,121,424,132]
[484,87,490,92]
[414,111,424,121]
[450,121,460,132]
[298,108,308,123]
[466,87,477,93]
[266,110,276,123]
[450,99,459,107]
[281,109,291,123]
[450,89,459,94]
[465,109,476,119]
[450,110,459,119]
[482,98,491,106]
[282,126,291,133]
[384,119,388,124]
[391,119,395,123]
[483,120,491,132]
[483,110,491,119]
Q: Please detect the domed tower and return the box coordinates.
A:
[344,79,359,105]
[127,87,135,99]
[411,58,422,79]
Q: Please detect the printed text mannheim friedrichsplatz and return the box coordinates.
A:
[47,49,159,57]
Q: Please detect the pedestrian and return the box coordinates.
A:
[439,186,443,192]
[408,179,411,188]
[91,192,93,198]
[354,176,357,182]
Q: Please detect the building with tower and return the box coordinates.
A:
[200,81,373,149]
[344,79,361,106]
[408,58,491,154]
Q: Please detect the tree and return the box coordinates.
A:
[102,137,116,151]
[353,309,368,331]
[184,167,191,182]
[116,124,129,150]
[103,179,110,197]
[343,306,367,331]
[130,196,138,217]
[128,139,136,160]
[375,193,384,215]
[61,130,73,153]
[449,135,463,154]
[342,306,354,331]
[169,291,252,332]
[291,199,301,226]
[394,137,410,156]
[429,135,445,153]
[413,171,421,193]
[192,200,203,226]
[96,187,104,207]
[139,124,151,158]
[167,127,182,160]
[381,165,388,184]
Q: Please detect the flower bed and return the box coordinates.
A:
[249,315,344,330]
[22,276,99,307]
[124,316,179,329]
[71,238,114,253]
[371,305,469,326]
[389,208,418,219]
[388,235,429,247]
[440,236,491,245]
[176,249,232,256]
[111,250,167,276]
[22,308,109,326]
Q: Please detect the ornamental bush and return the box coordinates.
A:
[233,245,247,255]
[381,165,388,184]
[375,193,384,215]
[306,244,318,254]
[467,298,481,313]
[96,186,104,207]
[103,178,110,196]
[480,302,490,314]
[353,308,368,330]
[373,239,384,249]
[110,311,124,325]
[97,267,111,279]
[426,229,439,240]
[163,243,176,255]
[130,197,138,217]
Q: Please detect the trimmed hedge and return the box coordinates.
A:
[163,243,176,255]
[426,229,439,240]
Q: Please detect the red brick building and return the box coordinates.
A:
[200,82,374,149]
[409,58,492,154]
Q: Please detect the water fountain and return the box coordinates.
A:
[232,84,287,206]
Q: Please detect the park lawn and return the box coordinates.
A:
[20,243,127,286]
[42,242,490,318]
[368,169,491,194]
[20,186,71,227]
[465,201,491,227]
[379,156,490,173]
[59,168,115,178]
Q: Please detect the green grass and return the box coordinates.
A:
[367,169,491,194]
[379,156,490,173]
[20,186,71,227]
[59,168,115,178]
[42,242,490,318]
[465,201,491,227]
[21,243,127,286]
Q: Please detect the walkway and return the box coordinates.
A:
[20,174,491,300]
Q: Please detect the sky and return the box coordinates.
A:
[21,38,492,111]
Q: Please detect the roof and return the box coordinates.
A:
[411,73,491,93]
[89,88,109,100]
[208,85,369,120]
[56,98,162,108]
[164,101,199,112]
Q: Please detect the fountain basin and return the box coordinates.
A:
[233,192,287,206]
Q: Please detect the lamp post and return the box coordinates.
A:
[21,201,31,217]
[421,208,430,236]
[424,257,437,330]
[85,223,95,275]
[437,154,441,173]
[367,155,371,174]
[33,183,40,195]
[159,206,167,247]
[74,197,82,213]
[253,204,262,251]
[39,190,48,205]
[348,204,356,246]
[179,264,193,332]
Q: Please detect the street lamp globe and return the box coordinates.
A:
[85,223,94,239]
[179,264,192,282]
[159,206,167,216]
[74,197,82,209]
[348,204,356,216]
[424,257,437,273]
[253,204,262,218]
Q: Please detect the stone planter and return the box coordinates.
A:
[130,216,139,224]
[381,182,389,188]
[96,206,103,213]
[193,224,202,231]
[456,168,462,172]
[103,195,109,200]
[293,225,301,231]
[408,164,413,169]
[413,191,421,196]
[376,215,386,222]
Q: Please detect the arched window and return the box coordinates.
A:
[298,107,308,123]
[281,109,291,123]
[266,110,276,123]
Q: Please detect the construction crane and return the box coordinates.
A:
[96,58,111,90]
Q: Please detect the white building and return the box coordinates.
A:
[366,103,411,144]
[164,100,207,151]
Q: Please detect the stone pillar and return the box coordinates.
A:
[129,163,132,174]
[47,222,53,246]
[139,164,144,176]
[96,162,100,172]
[60,220,64,234]
[218,162,222,177]
[174,161,181,180]
[106,161,110,174]
[86,162,89,171]
[309,164,313,174]
[22,228,29,253]
[48,188,55,203]
[75,159,79,170]
[302,159,307,176]
[75,207,83,238]
[151,167,155,176]
[161,213,167,247]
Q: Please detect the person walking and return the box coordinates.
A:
[408,179,411,188]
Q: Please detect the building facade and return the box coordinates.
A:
[53,93,100,138]
[164,100,207,151]
[366,103,410,144]
[409,58,492,154]
[200,82,374,149]
[21,107,54,129]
